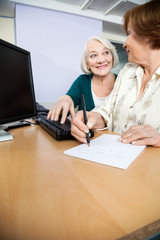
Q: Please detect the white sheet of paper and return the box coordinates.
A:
[64,134,146,169]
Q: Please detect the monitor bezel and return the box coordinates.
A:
[0,39,37,125]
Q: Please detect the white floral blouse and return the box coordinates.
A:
[92,63,160,134]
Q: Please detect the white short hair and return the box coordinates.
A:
[81,35,119,74]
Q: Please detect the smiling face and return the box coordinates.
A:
[86,39,113,77]
[123,24,149,65]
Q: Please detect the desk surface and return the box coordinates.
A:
[0,125,160,240]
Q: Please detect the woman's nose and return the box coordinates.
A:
[97,55,105,63]
[123,42,126,49]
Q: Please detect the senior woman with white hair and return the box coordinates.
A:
[47,35,119,124]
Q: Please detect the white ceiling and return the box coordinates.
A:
[1,0,148,42]
[1,0,148,20]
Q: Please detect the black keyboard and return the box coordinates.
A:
[36,114,74,141]
[35,102,94,141]
[35,102,74,140]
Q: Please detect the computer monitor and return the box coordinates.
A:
[0,39,37,142]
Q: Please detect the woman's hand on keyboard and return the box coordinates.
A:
[47,95,75,124]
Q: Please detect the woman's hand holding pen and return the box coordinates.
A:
[47,95,75,124]
[71,111,105,143]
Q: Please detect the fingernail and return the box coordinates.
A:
[118,137,121,142]
[122,139,127,143]
[132,141,136,145]
[87,122,92,129]
[85,129,89,133]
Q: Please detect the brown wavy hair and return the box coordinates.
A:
[123,0,160,49]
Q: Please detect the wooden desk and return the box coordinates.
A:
[0,125,160,240]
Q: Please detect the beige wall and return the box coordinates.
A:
[0,17,15,44]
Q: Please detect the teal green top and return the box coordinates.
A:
[66,73,117,111]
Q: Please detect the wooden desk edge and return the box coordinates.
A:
[117,219,160,240]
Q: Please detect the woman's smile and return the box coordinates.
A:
[97,64,107,69]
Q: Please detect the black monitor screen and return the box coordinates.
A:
[0,39,36,125]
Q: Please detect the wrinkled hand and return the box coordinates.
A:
[118,125,160,147]
[47,95,75,124]
[71,111,106,143]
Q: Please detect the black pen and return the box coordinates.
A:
[81,94,90,147]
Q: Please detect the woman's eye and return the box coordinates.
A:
[90,54,96,58]
[127,31,130,36]
[104,51,109,55]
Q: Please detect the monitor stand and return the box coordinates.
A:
[0,129,13,142]
[0,120,31,142]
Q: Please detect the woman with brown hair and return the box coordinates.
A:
[71,0,160,147]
